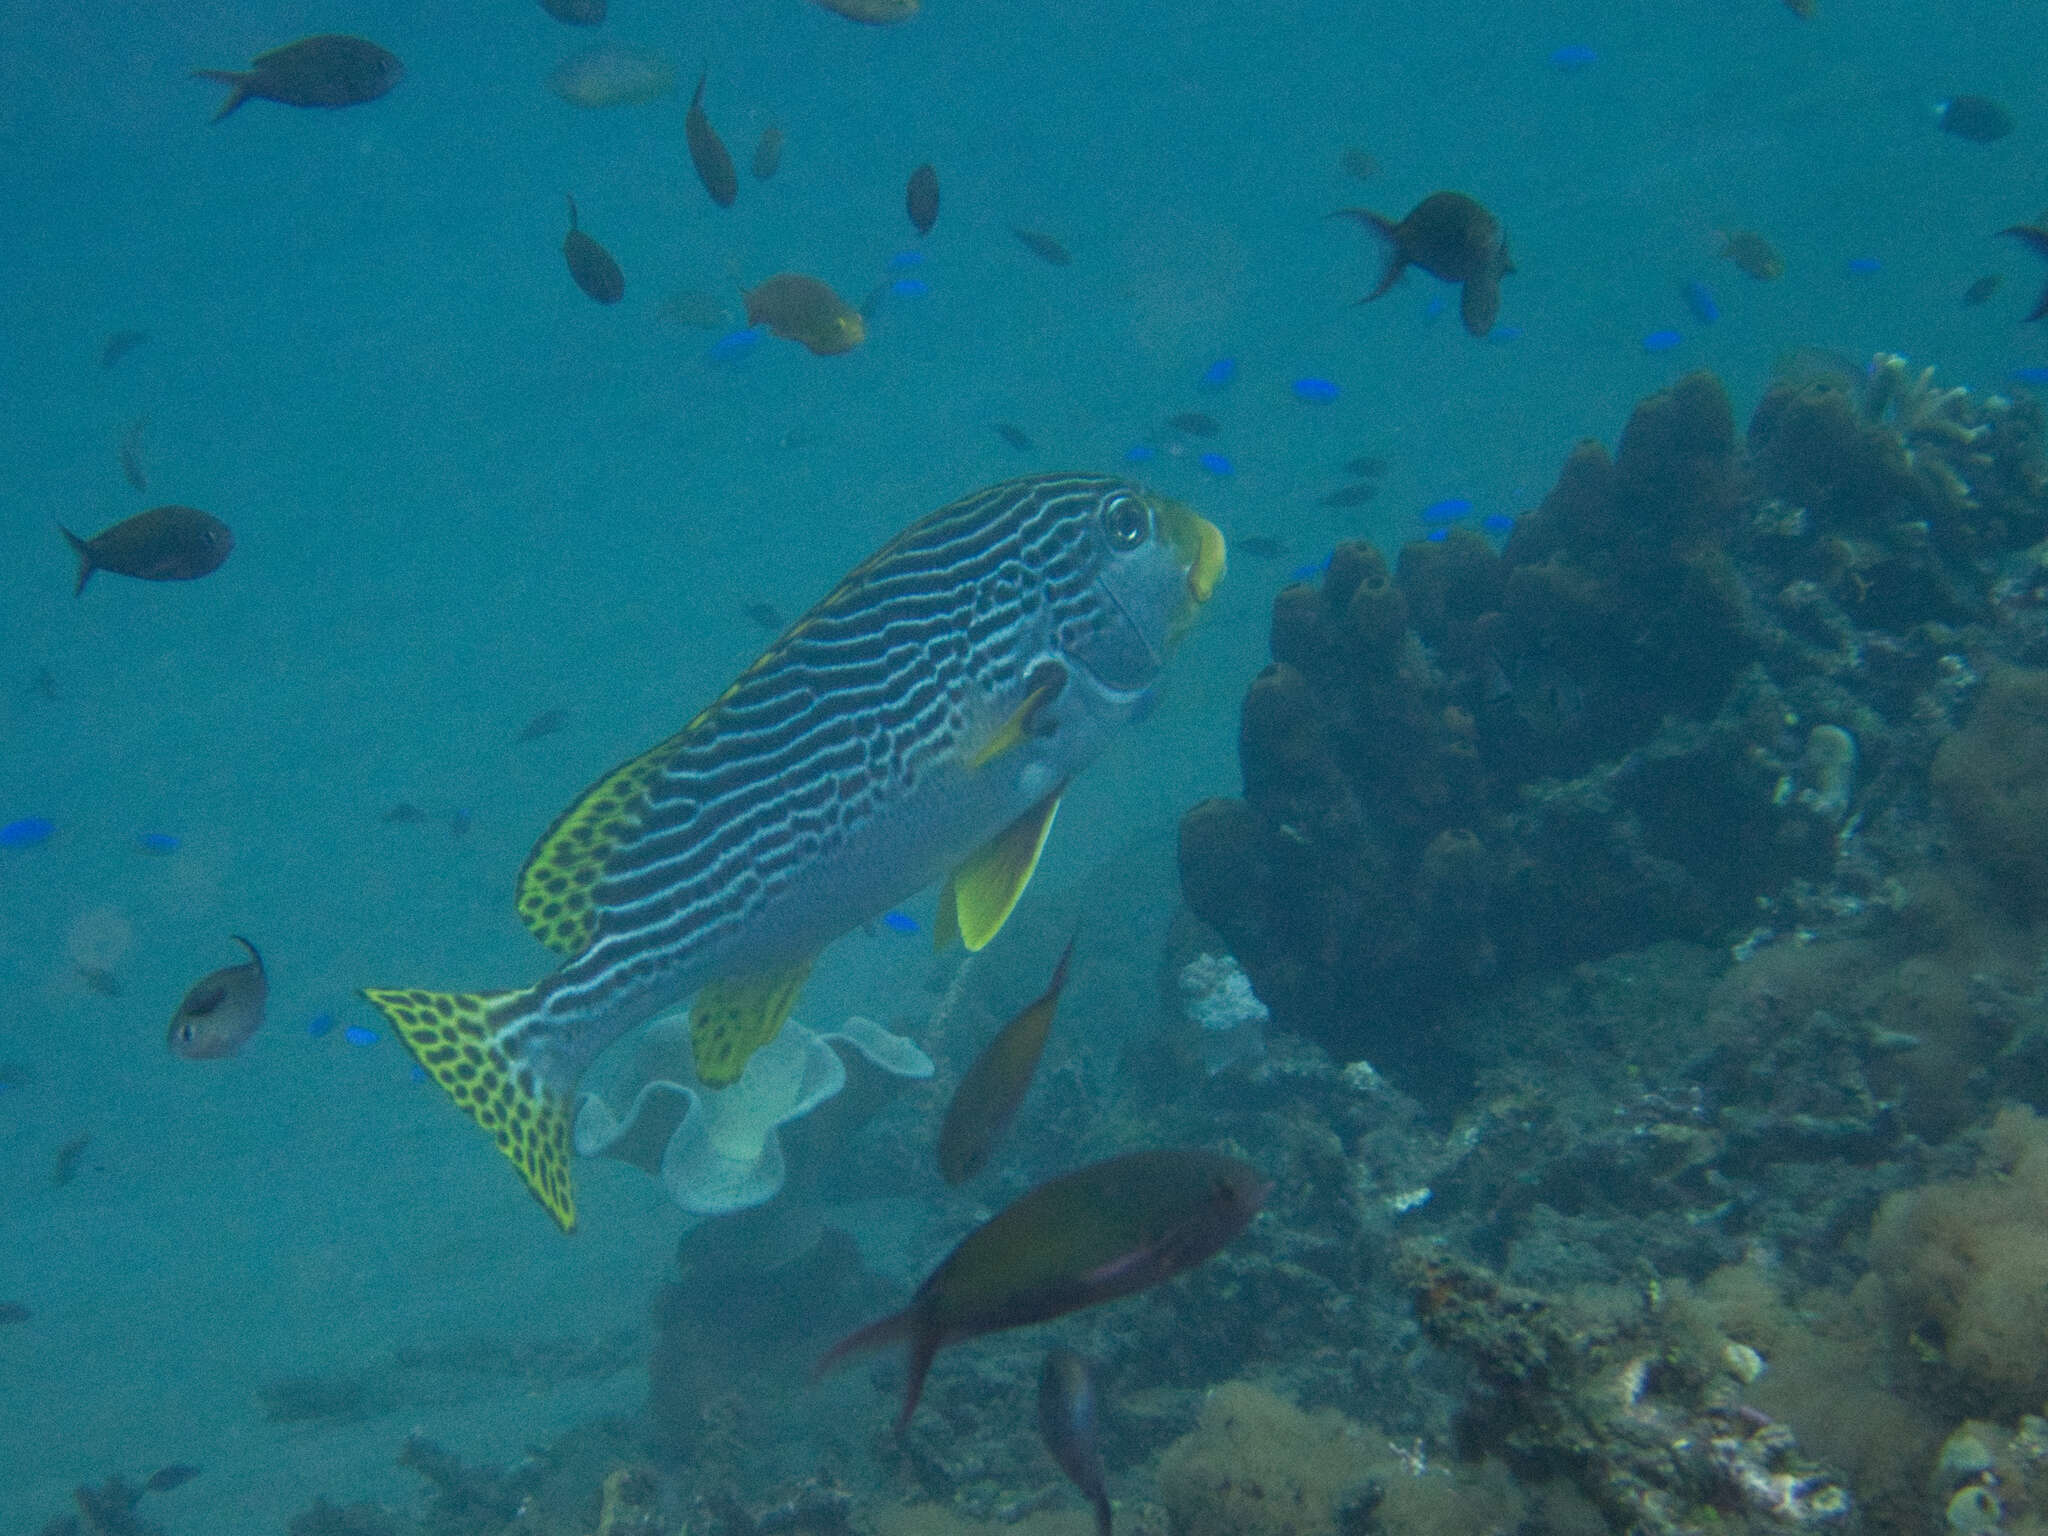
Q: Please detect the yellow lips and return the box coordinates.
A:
[1152,496,1227,606]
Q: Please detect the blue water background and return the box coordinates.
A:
[0,0,2039,1522]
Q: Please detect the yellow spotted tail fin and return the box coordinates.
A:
[360,985,578,1232]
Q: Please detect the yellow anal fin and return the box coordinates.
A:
[361,985,578,1232]
[690,957,815,1088]
[515,724,699,958]
[936,788,1064,952]
[967,665,1066,771]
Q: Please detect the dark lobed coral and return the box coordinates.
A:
[1182,364,2048,1082]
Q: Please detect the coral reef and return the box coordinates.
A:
[1182,361,2048,1084]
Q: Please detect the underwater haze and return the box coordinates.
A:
[3,0,2047,1531]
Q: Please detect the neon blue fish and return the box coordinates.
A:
[1641,329,1683,353]
[709,328,762,364]
[306,1012,336,1039]
[890,278,930,298]
[1198,452,1234,477]
[1481,513,1515,533]
[1289,552,1334,582]
[1422,497,1472,525]
[2011,366,2048,386]
[882,911,920,935]
[1682,281,1719,324]
[343,1025,380,1047]
[1550,43,1596,70]
[889,250,927,270]
[1845,257,1882,277]
[0,818,52,850]
[1123,444,1158,463]
[1198,357,1238,390]
[1291,378,1340,402]
[136,832,181,854]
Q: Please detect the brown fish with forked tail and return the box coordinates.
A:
[686,72,738,208]
[816,1147,1268,1426]
[937,937,1072,1184]
[2000,224,2048,322]
[194,35,403,123]
[744,274,865,354]
[62,507,232,595]
[1330,191,1513,337]
[562,196,624,304]
[168,937,267,1060]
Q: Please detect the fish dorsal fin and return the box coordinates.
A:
[937,789,1063,952]
[690,956,815,1088]
[968,664,1066,771]
[515,722,698,956]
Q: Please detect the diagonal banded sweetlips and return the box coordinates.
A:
[364,473,1225,1230]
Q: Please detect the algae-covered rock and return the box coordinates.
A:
[1931,665,2048,913]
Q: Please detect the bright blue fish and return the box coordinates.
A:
[1123,443,1158,463]
[1291,377,1340,402]
[1422,497,1473,525]
[306,1012,336,1039]
[890,278,930,299]
[1199,452,1234,477]
[1289,552,1334,582]
[0,818,53,850]
[889,250,927,270]
[1198,357,1238,390]
[1426,528,1449,542]
[1641,329,1683,353]
[1845,257,1882,277]
[1683,281,1719,324]
[882,910,920,935]
[1487,325,1523,344]
[1423,294,1448,322]
[410,1064,429,1083]
[136,832,181,855]
[2011,366,2048,387]
[1549,43,1597,70]
[709,327,762,364]
[1481,513,1515,533]
[343,1025,380,1047]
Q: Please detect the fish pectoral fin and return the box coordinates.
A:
[516,720,702,957]
[690,957,815,1088]
[940,788,1063,953]
[967,665,1067,771]
[362,985,578,1232]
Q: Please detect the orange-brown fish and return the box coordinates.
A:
[194,35,403,123]
[811,0,918,21]
[2000,225,2048,321]
[119,416,147,493]
[937,938,1072,1184]
[1718,228,1783,281]
[817,1147,1268,1427]
[1329,191,1513,337]
[540,0,606,24]
[743,274,865,354]
[687,72,738,208]
[562,195,624,304]
[62,506,232,596]
[1040,1349,1112,1536]
[753,123,785,181]
[908,164,939,236]
[1011,226,1071,266]
[548,45,675,108]
[168,937,267,1060]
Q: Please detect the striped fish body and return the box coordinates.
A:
[365,473,1224,1229]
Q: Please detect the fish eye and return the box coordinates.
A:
[1101,495,1149,550]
